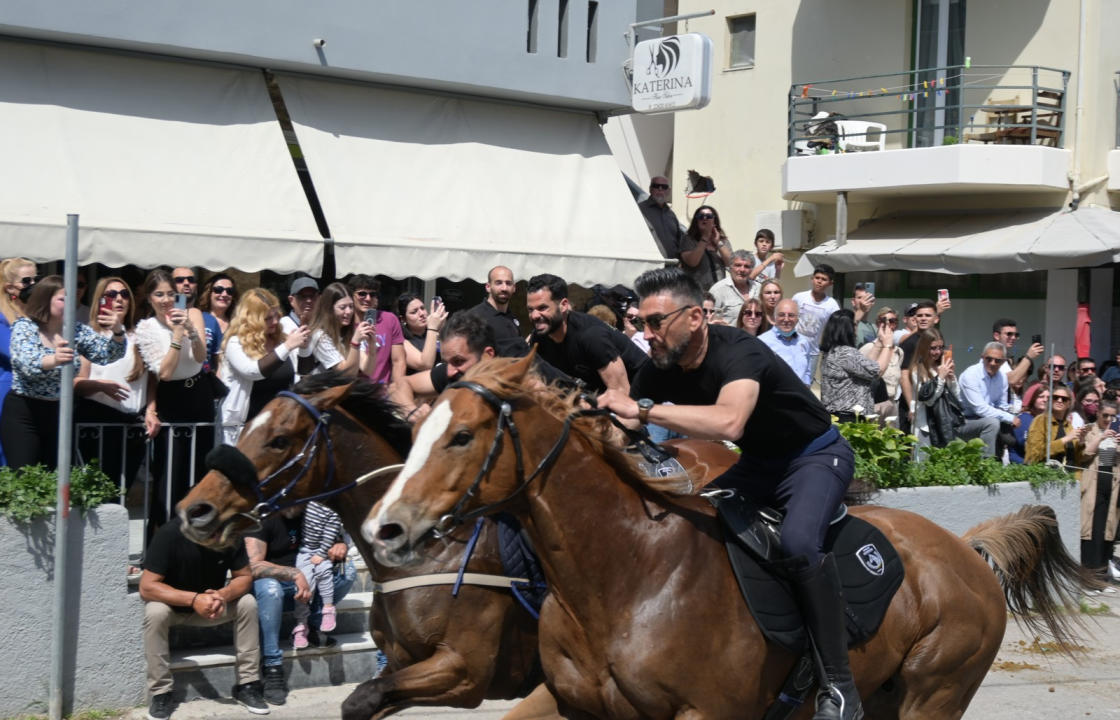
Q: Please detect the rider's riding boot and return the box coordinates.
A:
[793,553,864,720]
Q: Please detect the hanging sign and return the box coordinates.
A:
[631,33,712,114]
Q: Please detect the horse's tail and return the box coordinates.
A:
[962,504,1100,651]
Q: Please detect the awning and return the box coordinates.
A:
[794,207,1120,276]
[276,74,666,286]
[0,40,324,273]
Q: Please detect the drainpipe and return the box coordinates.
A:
[836,191,848,247]
[1069,0,1088,209]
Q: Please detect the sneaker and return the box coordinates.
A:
[292,623,309,650]
[147,693,175,720]
[1109,558,1120,582]
[232,681,270,715]
[320,605,337,633]
[261,666,287,706]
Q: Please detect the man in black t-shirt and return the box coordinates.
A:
[469,265,528,358]
[596,268,862,720]
[140,520,266,718]
[525,274,647,394]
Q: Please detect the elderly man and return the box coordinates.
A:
[708,250,754,324]
[957,342,1017,457]
[759,299,813,385]
[596,267,862,720]
[638,175,687,260]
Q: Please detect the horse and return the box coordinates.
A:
[365,354,1094,720]
[175,374,542,720]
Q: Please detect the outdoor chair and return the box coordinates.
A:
[836,120,886,152]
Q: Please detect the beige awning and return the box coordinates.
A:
[0,39,324,273]
[276,74,665,286]
[795,208,1120,275]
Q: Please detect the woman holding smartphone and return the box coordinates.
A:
[307,282,375,377]
[134,269,213,530]
[197,273,238,372]
[1078,398,1120,576]
[396,293,446,374]
[1025,386,1086,466]
[2,275,126,469]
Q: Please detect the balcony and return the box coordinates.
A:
[781,65,1071,203]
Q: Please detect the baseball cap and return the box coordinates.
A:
[289,277,318,296]
[904,302,919,317]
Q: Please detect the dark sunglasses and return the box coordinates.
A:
[174,275,196,284]
[982,356,1003,363]
[741,310,763,318]
[211,285,234,296]
[1002,331,1020,338]
[354,290,376,299]
[697,213,715,220]
[880,318,898,325]
[19,276,38,287]
[102,289,131,300]
[1079,366,1097,374]
[630,305,695,333]
[650,183,670,190]
[1052,395,1071,402]
[1049,364,1066,371]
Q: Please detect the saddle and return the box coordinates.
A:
[706,490,904,654]
[493,513,548,617]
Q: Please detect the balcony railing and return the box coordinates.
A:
[787,65,1070,157]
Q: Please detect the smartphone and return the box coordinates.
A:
[1111,416,1120,434]
[174,293,188,310]
[98,296,110,310]
[364,308,379,325]
[864,281,876,296]
[944,344,953,363]
[433,296,443,306]
[937,288,950,303]
[1031,334,1042,346]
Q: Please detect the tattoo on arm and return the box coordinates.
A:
[245,537,301,581]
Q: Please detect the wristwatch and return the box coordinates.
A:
[637,398,654,424]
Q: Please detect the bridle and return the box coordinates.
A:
[432,380,669,537]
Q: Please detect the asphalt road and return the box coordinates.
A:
[136,604,1120,720]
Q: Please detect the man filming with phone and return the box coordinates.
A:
[992,318,1045,402]
[350,275,406,385]
[280,277,343,381]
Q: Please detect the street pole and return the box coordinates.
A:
[48,214,79,720]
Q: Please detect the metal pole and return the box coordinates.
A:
[1045,343,1054,462]
[836,191,849,247]
[49,214,80,720]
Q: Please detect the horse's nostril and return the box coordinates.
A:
[378,523,404,542]
[186,503,216,526]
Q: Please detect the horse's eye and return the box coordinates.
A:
[450,430,473,447]
[268,436,291,450]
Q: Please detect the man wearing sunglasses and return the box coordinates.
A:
[172,267,198,307]
[351,275,406,385]
[597,267,862,720]
[638,175,687,261]
[957,342,1016,458]
[992,318,1044,405]
[525,274,647,395]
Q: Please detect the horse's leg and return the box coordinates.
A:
[340,648,489,720]
[499,683,564,720]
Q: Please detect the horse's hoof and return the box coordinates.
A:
[341,678,383,720]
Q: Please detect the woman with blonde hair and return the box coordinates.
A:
[758,279,783,327]
[0,257,37,465]
[1025,384,1087,467]
[219,288,309,443]
[307,282,375,376]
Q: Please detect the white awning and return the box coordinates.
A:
[276,75,666,286]
[795,208,1120,276]
[0,40,324,273]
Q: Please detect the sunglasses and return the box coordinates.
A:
[982,356,1004,363]
[630,305,695,333]
[697,213,715,220]
[1052,396,1071,403]
[1049,365,1066,371]
[1079,366,1097,374]
[173,275,196,284]
[19,276,38,287]
[211,285,234,296]
[650,183,670,190]
[880,318,898,325]
[354,290,376,299]
[1002,331,1020,338]
[741,310,763,318]
[102,289,131,300]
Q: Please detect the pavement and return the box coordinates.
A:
[129,602,1120,720]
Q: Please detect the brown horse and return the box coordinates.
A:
[175,375,541,720]
[366,354,1093,720]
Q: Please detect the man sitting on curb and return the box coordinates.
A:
[140,519,267,719]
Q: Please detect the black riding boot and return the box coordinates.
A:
[793,553,864,720]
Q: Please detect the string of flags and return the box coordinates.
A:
[795,58,1014,103]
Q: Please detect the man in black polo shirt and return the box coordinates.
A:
[140,520,266,719]
[469,265,527,358]
[525,273,647,394]
[596,268,861,720]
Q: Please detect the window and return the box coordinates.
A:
[728,14,755,68]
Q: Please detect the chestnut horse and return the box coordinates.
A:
[366,355,1092,720]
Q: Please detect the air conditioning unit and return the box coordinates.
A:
[754,210,809,250]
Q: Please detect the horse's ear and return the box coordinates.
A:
[309,382,353,411]
[501,346,538,384]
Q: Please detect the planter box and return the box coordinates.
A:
[872,481,1079,554]
[0,503,144,717]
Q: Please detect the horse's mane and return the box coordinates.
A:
[461,358,693,489]
[293,371,412,457]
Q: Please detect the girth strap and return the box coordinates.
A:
[371,572,530,595]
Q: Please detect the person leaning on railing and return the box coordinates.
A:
[1,274,126,470]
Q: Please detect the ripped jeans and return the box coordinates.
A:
[254,559,356,668]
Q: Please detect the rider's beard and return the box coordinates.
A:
[650,335,687,370]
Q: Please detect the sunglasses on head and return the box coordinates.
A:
[630,305,695,333]
[650,183,670,190]
[102,289,131,300]
[173,275,196,284]
[211,285,234,296]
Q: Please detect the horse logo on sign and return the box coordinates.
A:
[856,543,885,576]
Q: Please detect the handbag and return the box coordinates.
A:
[202,370,230,402]
[870,376,890,404]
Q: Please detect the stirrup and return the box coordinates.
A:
[813,683,864,720]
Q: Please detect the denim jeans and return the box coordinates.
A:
[255,559,356,668]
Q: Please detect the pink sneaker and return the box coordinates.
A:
[291,623,309,649]
[320,606,337,633]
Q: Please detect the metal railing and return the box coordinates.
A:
[73,421,228,559]
[1115,71,1120,148]
[787,64,1070,156]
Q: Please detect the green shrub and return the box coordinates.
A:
[837,421,916,489]
[0,462,116,523]
[904,438,1000,488]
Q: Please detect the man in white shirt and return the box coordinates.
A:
[957,342,1016,457]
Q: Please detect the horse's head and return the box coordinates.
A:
[178,382,354,549]
[364,352,542,566]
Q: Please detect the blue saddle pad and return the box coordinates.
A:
[493,513,548,615]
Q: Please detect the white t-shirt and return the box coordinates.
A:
[791,290,840,352]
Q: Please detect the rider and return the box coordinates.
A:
[597,267,861,720]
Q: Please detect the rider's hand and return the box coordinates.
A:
[597,389,639,420]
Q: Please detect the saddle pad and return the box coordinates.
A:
[724,514,904,654]
[494,513,548,614]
